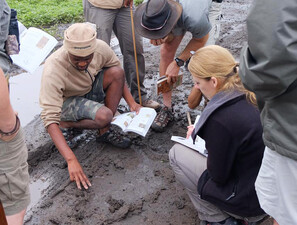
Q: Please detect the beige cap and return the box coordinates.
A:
[63,23,97,57]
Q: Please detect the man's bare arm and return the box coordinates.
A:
[47,123,91,190]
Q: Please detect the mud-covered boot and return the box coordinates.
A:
[151,106,173,132]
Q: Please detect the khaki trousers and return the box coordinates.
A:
[83,1,147,102]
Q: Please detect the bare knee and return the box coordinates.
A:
[6,208,26,225]
[94,106,113,128]
[105,66,125,84]
[169,144,179,166]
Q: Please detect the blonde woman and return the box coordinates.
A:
[169,45,266,225]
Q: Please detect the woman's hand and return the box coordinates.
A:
[186,125,195,139]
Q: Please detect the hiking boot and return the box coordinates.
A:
[96,130,131,149]
[151,106,173,132]
[141,99,160,110]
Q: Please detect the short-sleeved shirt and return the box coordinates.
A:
[172,0,212,39]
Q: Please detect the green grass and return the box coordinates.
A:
[6,0,144,29]
[6,0,84,28]
[135,0,144,6]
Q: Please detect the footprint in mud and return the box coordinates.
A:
[106,195,125,213]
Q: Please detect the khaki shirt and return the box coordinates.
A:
[39,39,120,128]
[88,0,124,9]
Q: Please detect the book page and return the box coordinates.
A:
[10,27,58,74]
[171,135,207,157]
[125,107,157,137]
[111,111,136,131]
[171,115,208,157]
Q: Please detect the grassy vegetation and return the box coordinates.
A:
[6,0,84,28]
[6,0,144,36]
[135,0,144,6]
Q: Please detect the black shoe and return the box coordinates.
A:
[96,130,131,149]
[151,106,173,132]
[60,127,83,149]
[206,217,243,225]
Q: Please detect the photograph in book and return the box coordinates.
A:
[10,27,58,74]
[111,107,157,137]
[171,115,208,157]
[157,74,183,95]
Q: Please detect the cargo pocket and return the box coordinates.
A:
[0,173,11,201]
[4,163,29,201]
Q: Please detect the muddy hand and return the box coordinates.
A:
[68,158,91,190]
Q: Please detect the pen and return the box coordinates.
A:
[187,111,192,126]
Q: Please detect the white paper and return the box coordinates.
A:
[10,27,58,74]
[171,115,208,157]
[111,107,157,137]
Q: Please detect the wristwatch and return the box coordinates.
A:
[175,57,185,67]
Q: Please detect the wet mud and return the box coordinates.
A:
[21,1,272,224]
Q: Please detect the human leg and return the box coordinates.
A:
[255,147,297,225]
[151,36,184,131]
[113,7,149,103]
[0,128,30,224]
[169,144,229,222]
[83,3,115,44]
[160,35,184,108]
[205,2,222,46]
[60,70,113,130]
[6,208,26,225]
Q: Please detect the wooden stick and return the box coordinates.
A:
[130,6,142,106]
[187,111,192,126]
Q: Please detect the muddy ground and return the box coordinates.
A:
[20,0,272,224]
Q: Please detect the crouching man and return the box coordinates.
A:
[39,23,141,190]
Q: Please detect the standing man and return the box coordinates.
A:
[240,0,297,224]
[40,23,141,190]
[134,0,213,132]
[83,0,160,109]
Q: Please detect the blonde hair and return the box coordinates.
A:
[188,45,257,106]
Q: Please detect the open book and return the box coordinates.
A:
[10,27,58,74]
[157,74,183,95]
[111,107,157,137]
[171,115,208,157]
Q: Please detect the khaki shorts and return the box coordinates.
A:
[0,127,30,216]
[61,70,105,122]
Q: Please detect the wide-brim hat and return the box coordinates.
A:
[134,0,182,40]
